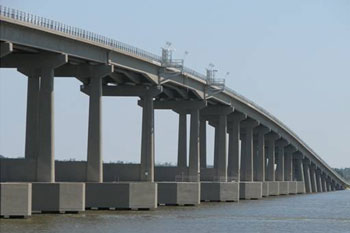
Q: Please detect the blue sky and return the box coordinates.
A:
[0,0,349,167]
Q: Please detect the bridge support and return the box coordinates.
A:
[177,112,187,169]
[240,119,262,200]
[276,139,288,195]
[303,159,312,193]
[140,89,162,182]
[310,164,318,193]
[265,132,280,196]
[285,146,297,194]
[85,65,114,182]
[200,119,207,169]
[316,169,323,192]
[254,126,269,197]
[25,75,40,161]
[154,100,204,206]
[227,112,245,182]
[294,152,306,194]
[201,106,239,202]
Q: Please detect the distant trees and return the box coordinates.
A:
[334,168,350,182]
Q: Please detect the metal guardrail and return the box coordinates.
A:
[0,5,162,62]
[0,5,347,185]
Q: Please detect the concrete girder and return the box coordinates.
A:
[82,84,162,97]
[0,41,13,58]
[116,69,142,84]
[137,99,206,112]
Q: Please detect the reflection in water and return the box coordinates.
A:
[1,190,350,233]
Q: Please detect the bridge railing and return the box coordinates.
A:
[0,5,347,185]
[0,5,162,62]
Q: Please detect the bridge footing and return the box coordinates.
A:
[157,182,200,206]
[288,181,297,194]
[239,182,262,200]
[296,181,306,194]
[267,182,279,196]
[262,182,269,197]
[0,183,32,218]
[278,181,289,195]
[201,182,239,202]
[86,182,157,210]
[32,182,85,213]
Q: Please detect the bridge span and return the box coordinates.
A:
[0,6,348,218]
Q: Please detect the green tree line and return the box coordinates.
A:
[334,168,350,183]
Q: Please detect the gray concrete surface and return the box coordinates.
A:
[278,181,289,195]
[201,182,239,202]
[86,182,157,210]
[296,181,306,194]
[267,181,280,196]
[288,181,297,194]
[32,182,85,213]
[239,182,262,200]
[157,182,200,205]
[262,182,269,197]
[0,183,32,218]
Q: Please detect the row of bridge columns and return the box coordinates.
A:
[19,56,342,193]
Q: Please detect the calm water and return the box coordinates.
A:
[1,190,350,233]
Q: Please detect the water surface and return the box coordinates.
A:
[1,190,350,233]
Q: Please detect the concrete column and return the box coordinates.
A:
[303,159,312,193]
[331,181,334,191]
[213,125,219,169]
[275,141,287,181]
[25,75,40,160]
[316,169,323,192]
[140,93,155,182]
[177,112,187,168]
[295,155,305,182]
[255,127,269,182]
[240,122,257,182]
[284,149,294,181]
[189,109,200,182]
[322,174,327,192]
[253,138,258,181]
[86,76,103,182]
[228,118,241,181]
[265,134,278,181]
[18,54,67,182]
[200,119,207,169]
[36,68,55,182]
[216,115,227,182]
[310,165,318,193]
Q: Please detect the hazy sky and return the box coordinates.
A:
[0,0,349,168]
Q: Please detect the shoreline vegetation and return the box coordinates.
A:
[333,168,350,183]
[1,155,349,183]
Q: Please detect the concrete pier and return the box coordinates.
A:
[303,159,312,193]
[158,182,200,206]
[32,182,85,213]
[201,182,239,202]
[240,119,262,200]
[288,181,297,194]
[0,183,32,218]
[265,132,280,196]
[86,182,157,210]
[296,181,306,194]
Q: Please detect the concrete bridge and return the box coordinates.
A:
[0,6,348,218]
